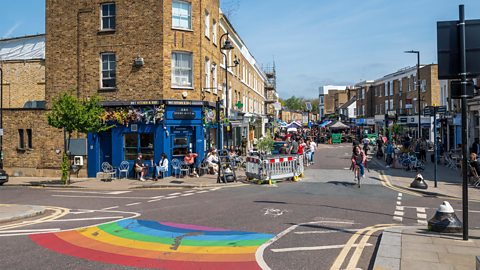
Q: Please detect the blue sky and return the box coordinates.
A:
[2,1,480,99]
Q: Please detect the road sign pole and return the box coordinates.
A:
[459,4,469,241]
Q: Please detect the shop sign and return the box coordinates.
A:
[366,119,375,125]
[166,100,204,106]
[173,107,196,120]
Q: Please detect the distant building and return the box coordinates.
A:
[318,85,347,119]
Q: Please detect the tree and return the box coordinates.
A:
[47,92,112,184]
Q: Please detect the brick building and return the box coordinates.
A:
[355,64,441,138]
[44,0,269,177]
[0,35,65,177]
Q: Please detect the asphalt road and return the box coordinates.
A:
[1,144,479,270]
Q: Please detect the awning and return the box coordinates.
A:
[319,120,332,127]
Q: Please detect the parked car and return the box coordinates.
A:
[0,169,8,185]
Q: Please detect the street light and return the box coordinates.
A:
[404,50,421,138]
[220,32,240,148]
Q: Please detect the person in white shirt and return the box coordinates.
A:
[155,153,169,180]
[206,149,219,174]
[309,140,317,164]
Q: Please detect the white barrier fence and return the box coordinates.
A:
[246,154,304,184]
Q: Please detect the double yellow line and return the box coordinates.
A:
[0,205,70,231]
[378,171,421,197]
[330,224,396,270]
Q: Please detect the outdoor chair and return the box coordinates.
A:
[180,162,190,177]
[118,161,129,179]
[101,162,116,181]
[468,165,480,187]
[198,160,209,176]
[171,159,181,178]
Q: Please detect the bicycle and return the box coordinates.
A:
[353,162,361,188]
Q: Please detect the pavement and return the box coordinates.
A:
[0,204,45,224]
[366,147,480,270]
[370,152,480,201]
[3,172,248,190]
[374,226,480,270]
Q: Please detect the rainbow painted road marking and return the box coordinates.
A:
[30,219,274,269]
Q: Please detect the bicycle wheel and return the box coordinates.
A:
[357,168,361,188]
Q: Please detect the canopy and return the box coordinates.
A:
[329,121,350,130]
[287,127,298,133]
[286,121,302,129]
[319,120,332,128]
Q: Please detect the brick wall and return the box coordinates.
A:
[0,60,45,108]
[2,109,68,177]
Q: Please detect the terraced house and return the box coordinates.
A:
[1,0,272,178]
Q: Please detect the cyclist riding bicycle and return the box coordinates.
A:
[362,137,369,155]
[351,145,366,178]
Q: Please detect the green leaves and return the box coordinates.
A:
[47,92,113,134]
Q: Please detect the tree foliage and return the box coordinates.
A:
[280,96,319,114]
[47,92,112,184]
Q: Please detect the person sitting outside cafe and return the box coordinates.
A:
[135,154,147,181]
[184,150,199,177]
[206,149,219,174]
[155,153,169,180]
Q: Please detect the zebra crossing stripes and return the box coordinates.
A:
[393,193,404,222]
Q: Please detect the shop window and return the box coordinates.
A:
[18,129,25,149]
[26,129,33,149]
[123,133,154,161]
[173,137,188,156]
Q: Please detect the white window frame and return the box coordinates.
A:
[204,10,210,38]
[384,83,388,97]
[172,0,192,30]
[390,99,394,110]
[204,57,211,90]
[212,63,217,94]
[399,80,403,95]
[100,52,116,89]
[421,79,426,92]
[212,20,217,45]
[100,3,116,31]
[171,51,193,88]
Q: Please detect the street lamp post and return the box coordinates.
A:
[405,50,421,139]
[220,33,239,148]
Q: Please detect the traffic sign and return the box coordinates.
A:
[305,102,312,111]
[423,106,432,116]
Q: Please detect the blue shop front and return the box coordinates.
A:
[87,100,216,178]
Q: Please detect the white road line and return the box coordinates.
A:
[418,220,428,225]
[183,190,196,193]
[168,193,181,196]
[150,195,165,199]
[398,193,403,197]
[396,201,402,205]
[294,229,360,235]
[101,206,119,210]
[417,207,426,213]
[70,210,95,215]
[0,228,61,234]
[393,216,403,222]
[164,196,179,199]
[417,213,427,219]
[396,206,404,211]
[126,202,141,206]
[148,199,162,202]
[397,197,402,201]
[209,188,221,191]
[52,195,151,200]
[180,193,194,197]
[196,191,209,194]
[394,211,404,216]
[271,243,372,253]
[48,216,124,222]
[49,190,131,195]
